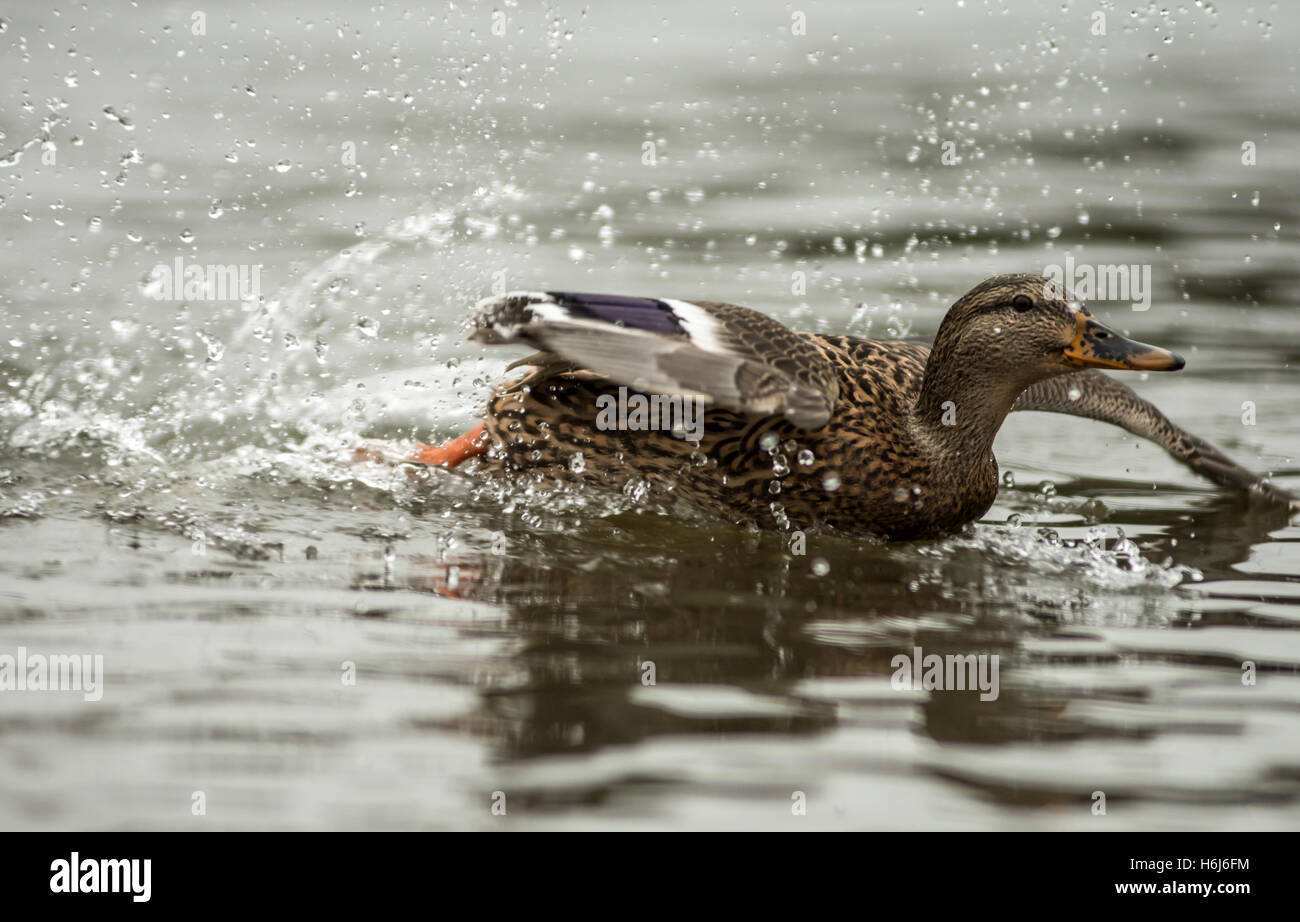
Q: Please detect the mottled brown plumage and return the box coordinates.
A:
[429,274,1292,539]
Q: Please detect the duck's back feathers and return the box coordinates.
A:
[469,291,841,428]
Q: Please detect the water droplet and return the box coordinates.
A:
[102,106,133,130]
[568,452,586,473]
[797,449,815,466]
[274,160,293,173]
[821,473,841,492]
[196,330,225,362]
[1001,471,1015,488]
[811,558,830,577]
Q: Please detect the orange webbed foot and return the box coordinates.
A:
[409,424,489,469]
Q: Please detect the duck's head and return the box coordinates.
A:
[934,273,1184,384]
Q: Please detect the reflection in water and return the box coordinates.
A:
[378,486,1297,790]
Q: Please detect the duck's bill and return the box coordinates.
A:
[1062,313,1185,371]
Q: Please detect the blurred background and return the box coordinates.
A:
[1,0,1299,830]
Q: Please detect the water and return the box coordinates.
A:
[2,1,1299,830]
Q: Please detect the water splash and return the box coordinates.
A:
[916,522,1202,591]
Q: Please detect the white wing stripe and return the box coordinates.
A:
[660,299,729,353]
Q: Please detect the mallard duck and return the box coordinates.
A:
[390,273,1292,540]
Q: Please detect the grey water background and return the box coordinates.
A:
[2,0,1299,830]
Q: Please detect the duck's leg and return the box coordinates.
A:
[409,424,490,468]
[1013,371,1295,506]
[350,425,489,469]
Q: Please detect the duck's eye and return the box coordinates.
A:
[1012,294,1034,312]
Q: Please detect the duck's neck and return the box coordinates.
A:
[912,350,1032,471]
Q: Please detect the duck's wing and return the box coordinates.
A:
[469,292,841,428]
[1014,370,1296,506]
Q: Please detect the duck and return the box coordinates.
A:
[381,273,1293,540]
